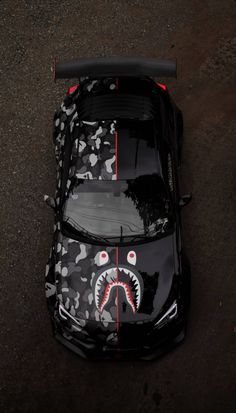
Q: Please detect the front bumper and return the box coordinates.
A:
[51,316,186,360]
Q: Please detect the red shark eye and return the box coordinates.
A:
[127,251,136,265]
[99,251,109,265]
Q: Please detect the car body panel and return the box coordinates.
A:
[46,231,179,325]
[45,74,190,359]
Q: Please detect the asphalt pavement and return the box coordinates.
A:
[0,1,236,412]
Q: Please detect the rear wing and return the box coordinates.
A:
[54,57,177,80]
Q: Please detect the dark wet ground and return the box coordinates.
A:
[0,1,236,412]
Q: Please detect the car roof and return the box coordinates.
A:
[69,118,161,181]
[66,77,163,182]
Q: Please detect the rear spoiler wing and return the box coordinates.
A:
[54,57,177,80]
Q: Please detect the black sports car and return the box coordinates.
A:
[45,57,192,360]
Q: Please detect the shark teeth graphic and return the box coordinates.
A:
[100,282,136,314]
[94,266,141,313]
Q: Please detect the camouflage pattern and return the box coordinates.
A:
[46,77,120,342]
[68,119,117,181]
[53,77,118,205]
[46,233,145,323]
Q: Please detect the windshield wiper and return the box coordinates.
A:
[63,217,111,244]
[120,225,123,242]
[130,224,168,243]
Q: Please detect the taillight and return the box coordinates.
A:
[67,85,78,95]
[157,82,167,91]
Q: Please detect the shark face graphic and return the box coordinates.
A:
[93,250,143,314]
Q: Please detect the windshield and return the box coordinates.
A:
[63,174,173,244]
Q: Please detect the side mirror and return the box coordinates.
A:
[179,194,192,207]
[44,195,56,210]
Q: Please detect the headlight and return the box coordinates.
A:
[154,301,178,328]
[58,303,85,331]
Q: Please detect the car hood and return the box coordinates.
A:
[54,232,179,325]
